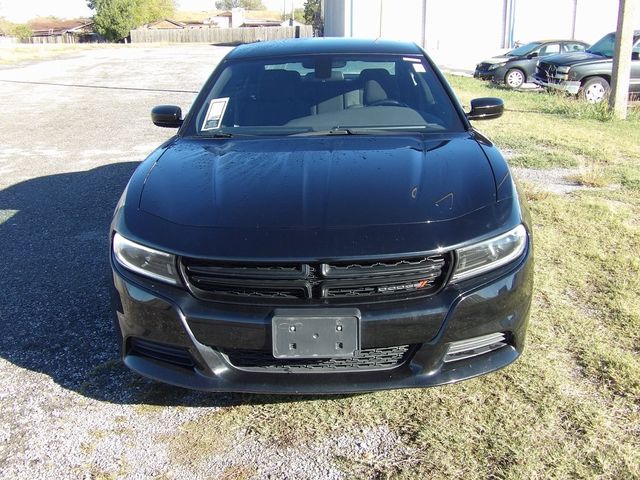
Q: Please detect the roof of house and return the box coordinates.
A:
[28,17,92,35]
[241,20,283,27]
[143,19,186,29]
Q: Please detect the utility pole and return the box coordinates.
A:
[608,0,637,119]
[570,0,578,39]
[421,0,427,48]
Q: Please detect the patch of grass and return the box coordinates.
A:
[448,75,640,171]
[165,409,238,466]
[567,167,614,188]
[218,464,259,480]
[0,44,113,64]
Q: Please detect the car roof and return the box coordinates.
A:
[526,39,588,44]
[226,37,424,60]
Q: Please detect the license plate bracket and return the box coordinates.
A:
[272,308,360,359]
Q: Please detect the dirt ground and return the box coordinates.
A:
[0,44,255,479]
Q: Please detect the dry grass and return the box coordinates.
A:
[0,43,118,65]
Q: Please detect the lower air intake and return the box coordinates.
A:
[129,338,195,368]
[444,333,509,363]
[222,345,414,372]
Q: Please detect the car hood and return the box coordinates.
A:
[541,51,610,67]
[480,56,511,65]
[139,134,497,230]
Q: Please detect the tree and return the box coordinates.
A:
[0,17,33,39]
[88,0,175,41]
[303,0,322,32]
[12,24,33,39]
[214,0,265,10]
[293,7,304,22]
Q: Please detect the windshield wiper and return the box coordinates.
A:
[291,127,434,137]
[205,132,234,138]
[290,128,360,137]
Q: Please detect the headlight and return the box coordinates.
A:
[556,66,571,74]
[112,233,180,285]
[451,225,527,282]
[488,62,507,70]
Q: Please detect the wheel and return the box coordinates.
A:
[580,77,610,103]
[504,68,525,89]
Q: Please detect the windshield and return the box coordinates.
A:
[193,54,464,136]
[587,33,615,57]
[507,42,540,56]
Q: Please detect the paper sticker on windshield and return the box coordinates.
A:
[202,97,229,131]
[412,63,426,73]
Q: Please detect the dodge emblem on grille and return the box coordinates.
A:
[378,279,430,293]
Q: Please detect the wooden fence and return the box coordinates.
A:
[130,25,313,44]
[5,34,103,44]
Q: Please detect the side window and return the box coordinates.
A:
[539,43,561,56]
[632,41,640,60]
[564,42,586,53]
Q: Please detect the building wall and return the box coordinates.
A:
[322,0,640,70]
[322,0,348,36]
[323,0,424,43]
[423,0,505,68]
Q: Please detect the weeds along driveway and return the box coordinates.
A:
[0,46,638,479]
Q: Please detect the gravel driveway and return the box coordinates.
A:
[0,44,272,479]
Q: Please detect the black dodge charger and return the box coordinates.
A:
[110,38,533,394]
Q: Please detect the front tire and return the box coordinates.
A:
[580,76,610,103]
[504,68,525,89]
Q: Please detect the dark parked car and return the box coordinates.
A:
[534,31,640,103]
[110,38,533,394]
[475,40,588,88]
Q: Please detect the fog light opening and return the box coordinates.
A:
[444,332,509,363]
[128,337,195,368]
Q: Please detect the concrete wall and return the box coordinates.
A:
[322,0,640,70]
[513,0,626,45]
[323,0,424,43]
[423,0,505,69]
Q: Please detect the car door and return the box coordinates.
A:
[538,43,561,58]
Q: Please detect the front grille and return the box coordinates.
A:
[536,62,558,82]
[181,254,452,304]
[222,344,414,372]
[128,338,194,367]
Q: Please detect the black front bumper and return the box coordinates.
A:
[111,246,533,394]
[474,67,498,81]
[474,71,495,81]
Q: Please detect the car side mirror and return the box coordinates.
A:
[527,52,539,59]
[467,97,504,121]
[151,105,183,128]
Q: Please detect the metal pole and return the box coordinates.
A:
[379,0,383,38]
[421,0,427,48]
[570,0,578,39]
[350,0,354,37]
[509,0,516,47]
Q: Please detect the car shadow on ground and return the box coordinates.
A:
[0,162,357,407]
